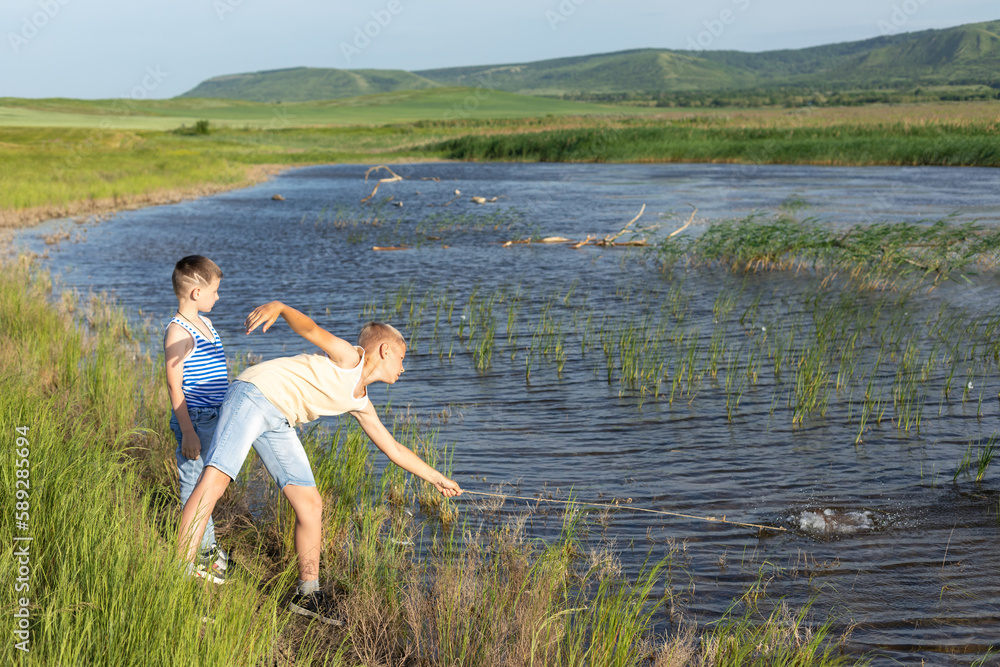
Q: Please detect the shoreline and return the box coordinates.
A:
[1,156,456,233]
[0,163,290,232]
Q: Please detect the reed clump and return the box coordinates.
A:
[656,215,1000,290]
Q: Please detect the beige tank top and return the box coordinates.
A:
[236,347,369,427]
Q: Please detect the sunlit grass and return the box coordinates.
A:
[0,255,289,666]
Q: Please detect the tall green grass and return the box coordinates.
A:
[434,122,1000,167]
[0,256,289,666]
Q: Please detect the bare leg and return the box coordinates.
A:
[177,466,232,562]
[281,484,323,581]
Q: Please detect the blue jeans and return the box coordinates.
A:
[205,380,317,489]
[170,405,219,551]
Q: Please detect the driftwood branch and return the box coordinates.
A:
[361,165,403,203]
[599,204,645,245]
[668,205,698,238]
[503,204,651,249]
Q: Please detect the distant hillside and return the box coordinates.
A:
[180,67,440,102]
[180,19,1000,102]
[416,49,762,95]
[418,20,1000,93]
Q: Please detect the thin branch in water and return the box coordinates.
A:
[361,165,403,203]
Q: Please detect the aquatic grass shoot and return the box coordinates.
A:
[954,432,998,483]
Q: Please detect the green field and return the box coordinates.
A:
[0,88,628,130]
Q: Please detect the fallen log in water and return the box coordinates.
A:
[361,165,403,203]
[502,204,653,249]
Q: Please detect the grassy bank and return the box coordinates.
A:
[0,256,861,665]
[2,99,998,229]
[434,121,1000,166]
[0,256,291,665]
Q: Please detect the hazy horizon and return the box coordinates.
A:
[2,0,997,99]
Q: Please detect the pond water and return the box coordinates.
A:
[20,162,1000,664]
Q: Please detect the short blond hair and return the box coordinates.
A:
[172,255,223,298]
[358,322,405,352]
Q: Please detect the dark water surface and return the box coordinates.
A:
[20,163,1000,664]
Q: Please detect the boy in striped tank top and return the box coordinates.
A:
[164,255,230,584]
[177,301,462,624]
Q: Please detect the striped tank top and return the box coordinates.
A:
[169,315,228,408]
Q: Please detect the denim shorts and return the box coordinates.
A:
[205,380,316,489]
[170,405,220,549]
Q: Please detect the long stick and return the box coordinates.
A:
[361,165,403,203]
[461,490,787,532]
[601,204,646,245]
[667,204,698,238]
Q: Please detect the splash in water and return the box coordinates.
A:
[795,509,875,536]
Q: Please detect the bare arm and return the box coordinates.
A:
[164,323,200,459]
[351,402,462,498]
[244,301,359,367]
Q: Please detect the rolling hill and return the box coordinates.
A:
[179,19,1000,102]
[180,67,441,102]
[418,20,1000,93]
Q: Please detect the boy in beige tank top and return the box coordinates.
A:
[177,301,462,624]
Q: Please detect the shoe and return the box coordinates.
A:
[202,543,229,572]
[288,591,342,626]
[195,544,228,584]
[188,558,226,585]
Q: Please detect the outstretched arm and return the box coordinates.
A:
[244,301,359,367]
[351,402,462,498]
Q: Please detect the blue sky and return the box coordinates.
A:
[1,0,997,99]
